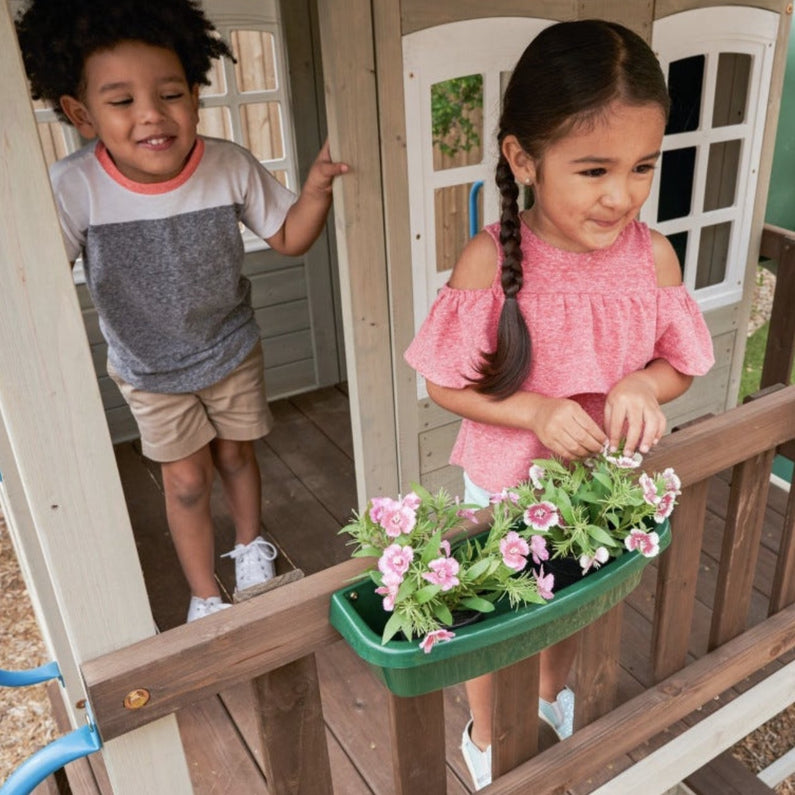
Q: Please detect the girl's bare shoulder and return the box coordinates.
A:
[447,230,499,290]
[650,229,683,287]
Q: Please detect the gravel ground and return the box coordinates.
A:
[1,267,791,790]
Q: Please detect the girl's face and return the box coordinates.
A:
[60,41,200,184]
[516,101,666,253]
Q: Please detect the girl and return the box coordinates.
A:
[405,19,714,790]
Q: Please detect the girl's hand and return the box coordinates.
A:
[531,396,607,460]
[604,372,667,456]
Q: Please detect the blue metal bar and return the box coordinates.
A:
[0,722,101,795]
[0,662,61,688]
[468,180,484,239]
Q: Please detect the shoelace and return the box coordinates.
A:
[222,537,278,569]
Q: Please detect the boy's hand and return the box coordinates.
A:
[303,139,349,198]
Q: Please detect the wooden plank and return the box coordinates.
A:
[317,0,400,503]
[492,655,540,779]
[483,604,795,794]
[289,386,355,460]
[82,557,370,740]
[388,690,446,794]
[574,603,623,726]
[760,229,795,390]
[710,450,776,648]
[769,483,795,613]
[578,0,653,39]
[685,749,777,795]
[652,479,710,681]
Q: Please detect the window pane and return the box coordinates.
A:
[36,122,69,168]
[431,74,483,172]
[232,30,278,92]
[434,183,481,272]
[666,232,687,278]
[198,106,233,140]
[713,53,750,127]
[697,222,731,288]
[200,57,226,97]
[666,56,704,134]
[658,147,696,222]
[704,139,741,211]
[240,102,284,161]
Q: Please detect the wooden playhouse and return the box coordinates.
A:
[1,0,794,792]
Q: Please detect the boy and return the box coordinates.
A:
[16,0,348,621]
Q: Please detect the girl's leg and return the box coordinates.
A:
[210,438,262,545]
[539,636,578,701]
[465,673,493,749]
[161,445,218,598]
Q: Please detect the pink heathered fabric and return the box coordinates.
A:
[404,220,715,493]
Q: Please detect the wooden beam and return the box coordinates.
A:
[0,3,192,791]
[482,602,795,794]
[315,0,400,503]
[769,483,795,614]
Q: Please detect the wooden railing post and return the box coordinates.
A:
[709,449,776,649]
[574,603,624,727]
[387,689,446,794]
[652,479,710,682]
[770,484,795,614]
[492,654,541,778]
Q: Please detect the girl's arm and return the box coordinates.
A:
[265,140,348,256]
[604,230,694,456]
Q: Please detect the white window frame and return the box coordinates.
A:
[646,6,779,313]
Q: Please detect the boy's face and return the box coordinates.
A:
[60,41,200,184]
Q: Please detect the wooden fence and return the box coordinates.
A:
[76,384,795,794]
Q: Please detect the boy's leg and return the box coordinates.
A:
[211,438,261,545]
[161,445,219,599]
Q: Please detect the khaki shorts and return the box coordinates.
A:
[107,345,273,463]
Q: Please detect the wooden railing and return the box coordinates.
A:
[80,386,795,794]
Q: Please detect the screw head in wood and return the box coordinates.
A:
[123,688,151,709]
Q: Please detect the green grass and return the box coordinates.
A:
[738,320,795,404]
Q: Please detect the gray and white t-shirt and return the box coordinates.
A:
[50,135,296,393]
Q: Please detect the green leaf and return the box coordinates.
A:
[460,596,496,613]
[587,525,620,546]
[433,603,454,626]
[414,584,441,604]
[381,612,405,644]
[463,557,494,580]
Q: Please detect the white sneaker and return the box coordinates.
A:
[538,686,575,740]
[222,536,278,592]
[187,595,232,623]
[460,719,491,790]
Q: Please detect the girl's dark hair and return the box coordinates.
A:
[15,0,233,123]
[473,19,671,399]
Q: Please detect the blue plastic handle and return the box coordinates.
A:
[0,662,61,688]
[0,723,101,795]
[469,180,484,239]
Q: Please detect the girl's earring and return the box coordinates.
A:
[524,177,531,186]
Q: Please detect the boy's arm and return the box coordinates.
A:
[265,140,348,256]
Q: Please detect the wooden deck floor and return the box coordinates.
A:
[57,385,793,794]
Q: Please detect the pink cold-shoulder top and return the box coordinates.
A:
[404,219,715,493]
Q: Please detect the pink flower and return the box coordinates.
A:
[530,534,549,565]
[534,565,555,600]
[605,451,642,468]
[368,496,392,524]
[662,467,681,495]
[402,491,421,511]
[419,628,456,653]
[378,543,414,579]
[624,529,660,557]
[422,557,461,591]
[639,473,660,506]
[579,546,610,574]
[375,582,399,611]
[654,492,676,522]
[490,489,519,505]
[523,501,560,532]
[456,506,479,523]
[528,464,546,490]
[439,540,451,557]
[500,530,530,570]
[378,499,417,538]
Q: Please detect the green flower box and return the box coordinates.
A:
[329,519,670,697]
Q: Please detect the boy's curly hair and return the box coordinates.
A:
[15,0,234,122]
